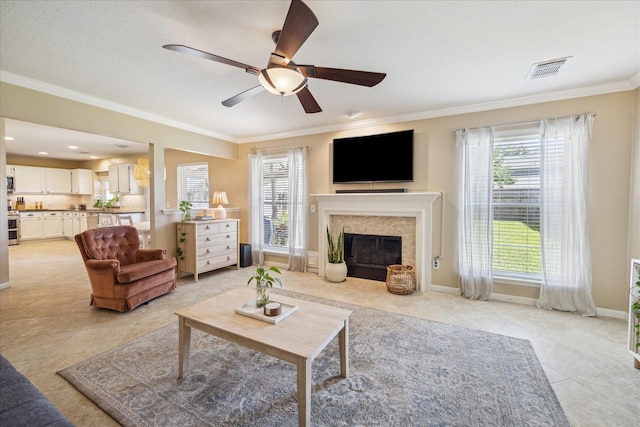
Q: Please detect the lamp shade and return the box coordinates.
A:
[258,67,307,96]
[212,191,229,219]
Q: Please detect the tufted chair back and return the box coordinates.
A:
[76,226,140,266]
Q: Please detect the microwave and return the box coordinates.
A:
[7,176,14,193]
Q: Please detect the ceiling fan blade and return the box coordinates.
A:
[222,86,265,107]
[163,44,261,75]
[296,87,322,114]
[299,66,386,87]
[274,0,319,60]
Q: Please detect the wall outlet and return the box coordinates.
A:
[433,257,440,269]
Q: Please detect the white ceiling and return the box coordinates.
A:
[1,0,639,160]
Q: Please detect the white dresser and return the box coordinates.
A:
[177,219,239,281]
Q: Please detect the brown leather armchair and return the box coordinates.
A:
[75,225,177,312]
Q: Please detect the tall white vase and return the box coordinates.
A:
[325,262,347,282]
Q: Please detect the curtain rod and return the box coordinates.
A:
[453,112,596,133]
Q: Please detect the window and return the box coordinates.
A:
[177,164,209,208]
[262,155,290,250]
[492,127,541,280]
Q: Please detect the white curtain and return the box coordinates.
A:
[456,127,494,300]
[248,152,264,266]
[287,147,307,272]
[537,114,597,316]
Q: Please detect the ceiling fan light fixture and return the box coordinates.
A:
[258,67,307,96]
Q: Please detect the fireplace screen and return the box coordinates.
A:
[344,233,402,281]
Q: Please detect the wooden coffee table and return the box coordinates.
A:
[174,287,352,427]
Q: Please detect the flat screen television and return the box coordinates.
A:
[332,129,414,183]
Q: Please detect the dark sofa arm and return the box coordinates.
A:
[0,354,74,427]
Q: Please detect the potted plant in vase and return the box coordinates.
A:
[176,201,192,262]
[326,226,347,282]
[247,266,282,307]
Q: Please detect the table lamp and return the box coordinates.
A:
[212,191,229,219]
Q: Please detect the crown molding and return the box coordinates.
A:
[2,70,636,145]
[239,79,636,143]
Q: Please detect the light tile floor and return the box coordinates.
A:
[1,240,638,426]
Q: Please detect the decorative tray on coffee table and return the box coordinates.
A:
[234,301,298,324]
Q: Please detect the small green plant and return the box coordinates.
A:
[176,201,192,261]
[247,266,283,307]
[327,226,344,264]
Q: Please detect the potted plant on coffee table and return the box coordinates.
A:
[326,226,347,282]
[247,266,282,307]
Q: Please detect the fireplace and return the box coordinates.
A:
[345,233,402,281]
[312,192,441,292]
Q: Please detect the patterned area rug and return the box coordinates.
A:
[59,290,569,426]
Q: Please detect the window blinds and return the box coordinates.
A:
[492,129,541,278]
[177,164,209,208]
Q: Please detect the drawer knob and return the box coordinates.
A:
[206,237,210,241]
[205,226,210,230]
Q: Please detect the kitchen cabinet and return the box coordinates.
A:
[43,211,64,237]
[63,212,74,238]
[71,169,92,194]
[11,166,92,194]
[19,212,43,240]
[20,211,68,240]
[14,166,45,193]
[109,164,141,194]
[44,168,72,193]
[72,212,88,235]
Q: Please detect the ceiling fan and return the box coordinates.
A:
[163,0,386,113]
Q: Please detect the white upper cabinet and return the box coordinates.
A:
[71,169,93,194]
[109,164,141,194]
[12,166,93,194]
[13,165,45,193]
[44,168,72,193]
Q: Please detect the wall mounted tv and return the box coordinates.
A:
[332,129,414,183]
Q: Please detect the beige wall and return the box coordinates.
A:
[234,91,635,311]
[0,81,636,312]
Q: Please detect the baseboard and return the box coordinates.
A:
[430,284,627,319]
[0,281,10,290]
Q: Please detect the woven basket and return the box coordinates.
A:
[385,264,416,295]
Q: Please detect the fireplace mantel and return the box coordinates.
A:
[312,192,441,292]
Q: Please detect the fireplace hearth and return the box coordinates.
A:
[345,233,401,281]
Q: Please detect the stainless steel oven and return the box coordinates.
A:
[8,210,19,245]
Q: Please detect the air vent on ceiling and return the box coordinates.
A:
[115,144,130,149]
[527,57,571,79]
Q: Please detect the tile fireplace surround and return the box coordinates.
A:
[313,192,441,292]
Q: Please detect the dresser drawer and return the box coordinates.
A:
[217,221,237,232]
[197,242,236,259]
[196,223,219,236]
[198,253,238,272]
[197,232,237,247]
